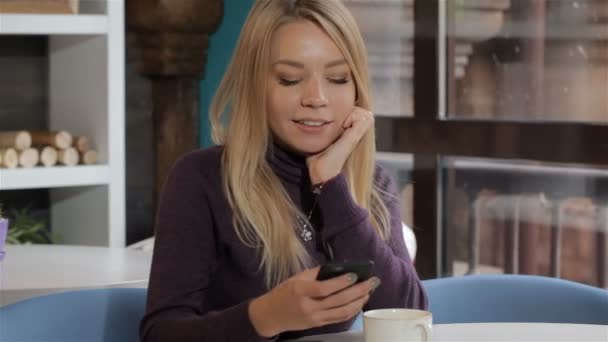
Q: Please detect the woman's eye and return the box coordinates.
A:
[278,78,300,86]
[328,78,350,85]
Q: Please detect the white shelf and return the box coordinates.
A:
[0,166,111,190]
[0,0,125,247]
[0,14,108,35]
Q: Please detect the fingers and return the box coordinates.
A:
[342,113,354,129]
[340,108,374,148]
[305,107,374,184]
[311,293,370,327]
[279,272,380,331]
[351,108,374,134]
[342,107,374,130]
[298,272,358,298]
[312,277,379,326]
[317,277,380,310]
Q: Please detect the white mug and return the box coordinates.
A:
[363,309,432,342]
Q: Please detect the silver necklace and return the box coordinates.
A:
[296,191,319,242]
[296,214,313,242]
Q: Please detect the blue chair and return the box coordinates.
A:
[0,288,147,342]
[351,313,364,331]
[423,274,608,325]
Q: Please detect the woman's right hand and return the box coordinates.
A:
[248,267,381,338]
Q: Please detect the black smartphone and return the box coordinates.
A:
[316,260,374,283]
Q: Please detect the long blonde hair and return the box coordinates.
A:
[210,0,392,288]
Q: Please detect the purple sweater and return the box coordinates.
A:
[140,144,427,341]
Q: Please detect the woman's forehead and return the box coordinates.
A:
[269,20,346,65]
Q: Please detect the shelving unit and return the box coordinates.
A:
[0,14,108,34]
[0,166,111,190]
[0,0,125,247]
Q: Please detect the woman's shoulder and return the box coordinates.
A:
[170,145,225,178]
[373,162,396,192]
[373,162,402,209]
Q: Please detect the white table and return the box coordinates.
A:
[0,245,152,306]
[295,323,608,341]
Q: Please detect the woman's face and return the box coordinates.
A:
[266,20,356,156]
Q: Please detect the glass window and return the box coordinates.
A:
[377,153,414,226]
[449,0,608,122]
[443,156,608,287]
[344,0,414,117]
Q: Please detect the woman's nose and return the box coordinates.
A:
[301,78,328,108]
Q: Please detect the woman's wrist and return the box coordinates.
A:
[249,295,280,338]
[309,170,340,189]
[307,161,340,185]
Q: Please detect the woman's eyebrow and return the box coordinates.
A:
[272,59,305,68]
[325,59,347,68]
[271,59,347,69]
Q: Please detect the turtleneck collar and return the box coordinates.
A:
[267,141,310,184]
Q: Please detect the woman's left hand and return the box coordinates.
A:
[307,106,374,184]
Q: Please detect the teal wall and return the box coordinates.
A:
[199,0,254,147]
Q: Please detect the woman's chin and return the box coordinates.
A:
[292,143,330,156]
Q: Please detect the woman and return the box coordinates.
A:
[140,0,427,340]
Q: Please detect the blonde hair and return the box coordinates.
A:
[210,0,392,288]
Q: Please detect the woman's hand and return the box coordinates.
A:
[248,267,380,338]
[306,107,375,185]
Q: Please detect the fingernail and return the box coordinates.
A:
[370,277,381,290]
[346,273,358,284]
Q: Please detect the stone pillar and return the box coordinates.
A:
[127,0,223,205]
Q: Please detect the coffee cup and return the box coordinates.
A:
[363,308,432,342]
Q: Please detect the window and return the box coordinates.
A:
[345,0,608,288]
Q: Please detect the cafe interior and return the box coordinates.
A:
[0,0,607,341]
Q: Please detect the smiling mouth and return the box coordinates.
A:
[293,120,331,127]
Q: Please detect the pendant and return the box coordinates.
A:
[301,226,313,242]
[297,216,313,242]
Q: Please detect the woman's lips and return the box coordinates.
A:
[293,119,332,133]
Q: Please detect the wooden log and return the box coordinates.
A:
[81,149,97,165]
[57,147,79,166]
[0,148,18,168]
[0,0,79,14]
[0,131,32,151]
[73,136,90,153]
[30,131,73,149]
[39,146,58,167]
[18,148,39,168]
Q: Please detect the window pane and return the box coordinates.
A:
[448,0,608,122]
[376,153,414,227]
[344,0,414,117]
[443,156,608,288]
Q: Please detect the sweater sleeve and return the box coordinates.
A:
[139,153,269,342]
[316,165,427,311]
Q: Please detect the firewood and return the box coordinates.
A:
[0,148,18,168]
[57,147,79,166]
[39,146,58,167]
[18,148,39,168]
[73,136,90,153]
[31,131,73,149]
[0,131,32,151]
[81,149,97,165]
[0,0,79,14]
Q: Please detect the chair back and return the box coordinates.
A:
[423,275,608,325]
[0,287,147,342]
